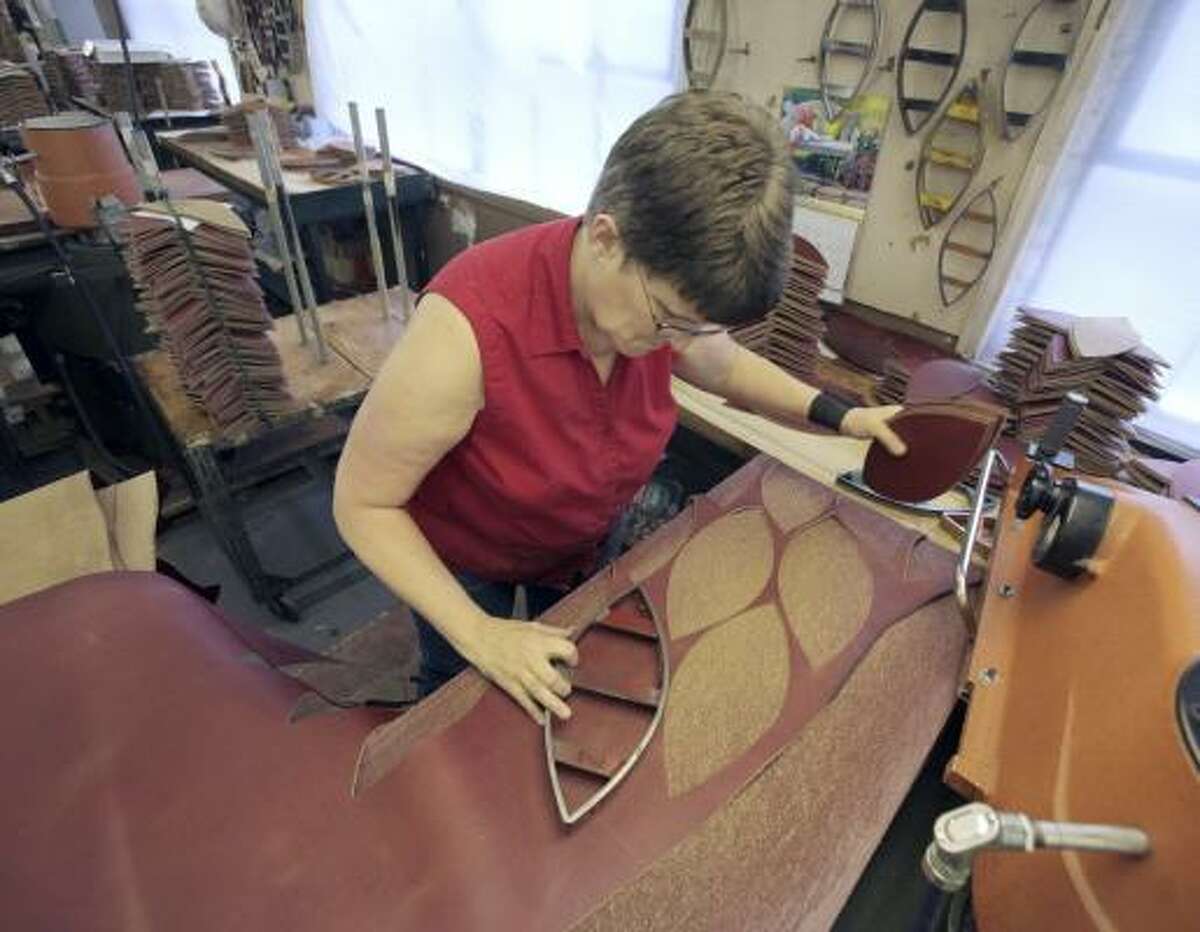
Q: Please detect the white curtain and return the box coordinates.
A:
[118,0,239,102]
[1010,0,1200,451]
[304,0,681,213]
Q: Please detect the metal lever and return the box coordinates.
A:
[1037,389,1087,463]
[1017,390,1088,520]
[923,802,1151,893]
[954,448,1006,628]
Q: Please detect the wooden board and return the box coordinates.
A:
[157,130,341,198]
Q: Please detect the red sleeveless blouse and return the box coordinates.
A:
[407,218,677,585]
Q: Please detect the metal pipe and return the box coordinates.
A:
[374,106,414,320]
[923,802,1150,895]
[954,447,1003,629]
[348,101,392,321]
[253,109,328,363]
[247,110,309,347]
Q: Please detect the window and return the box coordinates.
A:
[1018,0,1200,452]
[304,0,681,213]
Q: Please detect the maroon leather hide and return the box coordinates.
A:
[0,459,960,931]
[864,403,1005,503]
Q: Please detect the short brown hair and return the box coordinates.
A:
[586,91,795,326]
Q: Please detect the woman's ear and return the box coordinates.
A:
[586,212,623,266]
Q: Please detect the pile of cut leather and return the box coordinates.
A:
[155,60,222,111]
[1123,455,1200,500]
[122,199,290,434]
[96,60,221,113]
[730,235,827,379]
[0,63,48,127]
[221,95,295,149]
[991,307,1168,475]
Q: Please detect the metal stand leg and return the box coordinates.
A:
[184,444,296,620]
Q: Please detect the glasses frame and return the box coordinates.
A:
[635,266,728,338]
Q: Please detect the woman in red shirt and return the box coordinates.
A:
[334,92,905,724]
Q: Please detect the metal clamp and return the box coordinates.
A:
[954,447,1006,627]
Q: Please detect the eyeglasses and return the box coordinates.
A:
[636,266,727,338]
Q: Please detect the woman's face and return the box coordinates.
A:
[580,215,722,357]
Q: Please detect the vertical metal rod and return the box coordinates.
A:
[258,108,327,362]
[374,107,414,320]
[348,101,392,321]
[247,111,308,346]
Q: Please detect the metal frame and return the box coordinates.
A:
[915,78,985,229]
[545,587,670,825]
[896,0,967,135]
[817,0,882,121]
[938,180,1000,307]
[954,447,1009,628]
[682,0,728,90]
[1001,0,1091,141]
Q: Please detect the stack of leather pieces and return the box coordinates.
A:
[121,199,290,434]
[991,307,1168,475]
[0,63,48,127]
[863,401,1007,503]
[156,60,222,111]
[41,48,97,105]
[730,235,827,379]
[874,358,909,404]
[1122,455,1200,501]
[221,95,295,149]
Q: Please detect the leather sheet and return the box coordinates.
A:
[863,402,1006,503]
[0,456,966,932]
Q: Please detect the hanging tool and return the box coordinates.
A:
[348,101,392,321]
[374,107,414,320]
[250,108,328,362]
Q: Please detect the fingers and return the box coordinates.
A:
[532,627,579,667]
[538,659,572,697]
[877,423,907,457]
[526,676,571,721]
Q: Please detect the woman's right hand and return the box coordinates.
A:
[464,618,579,725]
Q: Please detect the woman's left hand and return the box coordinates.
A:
[841,405,907,457]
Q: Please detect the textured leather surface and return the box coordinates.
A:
[863,403,1005,503]
[0,457,965,932]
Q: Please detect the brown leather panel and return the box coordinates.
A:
[761,459,836,532]
[664,507,775,639]
[1,458,967,932]
[574,596,968,932]
[904,358,988,405]
[951,467,1200,931]
[664,603,790,796]
[863,403,1005,503]
[778,519,874,667]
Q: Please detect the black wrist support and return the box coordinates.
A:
[808,391,853,432]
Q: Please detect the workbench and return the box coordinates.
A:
[156,128,437,303]
[133,289,407,619]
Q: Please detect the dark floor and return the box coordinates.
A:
[156,468,400,652]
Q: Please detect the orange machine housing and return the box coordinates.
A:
[949,462,1199,930]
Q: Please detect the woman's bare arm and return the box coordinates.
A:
[333,294,576,723]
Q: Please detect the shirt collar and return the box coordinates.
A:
[525,217,586,358]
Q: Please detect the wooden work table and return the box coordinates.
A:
[155,128,437,303]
